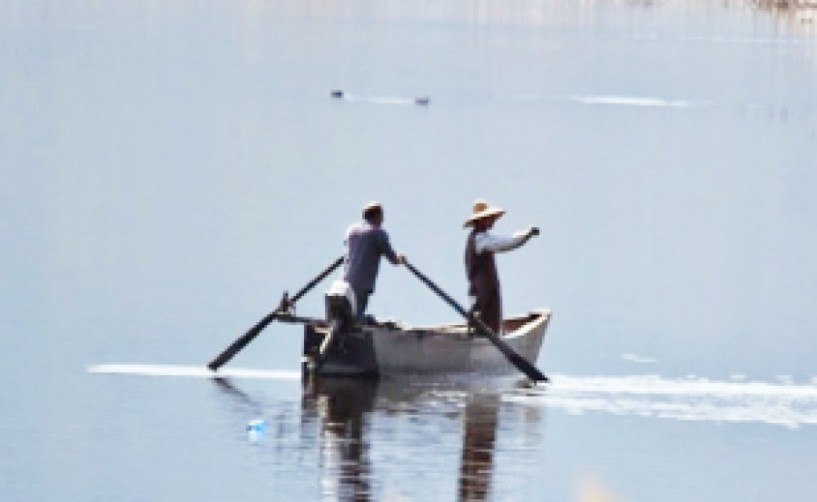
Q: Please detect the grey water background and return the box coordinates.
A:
[2,0,817,500]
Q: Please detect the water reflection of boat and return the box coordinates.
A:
[300,309,551,378]
[301,378,378,501]
[300,376,509,502]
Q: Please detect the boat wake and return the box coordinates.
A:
[87,363,300,380]
[330,91,430,106]
[87,364,817,428]
[568,94,702,108]
[511,374,817,429]
[504,92,706,109]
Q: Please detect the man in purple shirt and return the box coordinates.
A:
[344,201,405,321]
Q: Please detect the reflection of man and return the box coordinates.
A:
[464,199,538,334]
[344,201,406,321]
[458,394,501,502]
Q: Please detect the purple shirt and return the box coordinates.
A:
[343,221,399,294]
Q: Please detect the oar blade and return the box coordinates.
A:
[471,319,548,382]
[207,333,255,371]
[207,313,277,371]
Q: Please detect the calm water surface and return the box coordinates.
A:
[2,0,817,500]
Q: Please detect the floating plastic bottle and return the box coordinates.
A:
[246,419,266,440]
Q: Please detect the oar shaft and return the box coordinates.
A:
[290,256,345,304]
[404,262,469,318]
[404,260,548,383]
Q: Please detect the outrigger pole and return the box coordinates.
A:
[207,256,345,371]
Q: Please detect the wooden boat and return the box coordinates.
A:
[300,309,551,377]
[205,260,549,381]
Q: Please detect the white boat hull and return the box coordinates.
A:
[303,309,551,377]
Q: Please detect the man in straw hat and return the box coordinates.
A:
[464,199,539,334]
[343,201,406,322]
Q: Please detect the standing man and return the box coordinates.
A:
[464,199,538,334]
[344,201,405,321]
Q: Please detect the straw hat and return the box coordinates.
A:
[464,199,505,227]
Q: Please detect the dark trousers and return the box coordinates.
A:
[353,290,370,322]
[471,289,501,334]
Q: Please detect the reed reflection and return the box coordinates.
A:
[753,1,817,34]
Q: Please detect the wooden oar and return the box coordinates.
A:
[404,260,548,383]
[207,256,345,371]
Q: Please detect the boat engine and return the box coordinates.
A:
[308,280,358,369]
[325,279,357,329]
